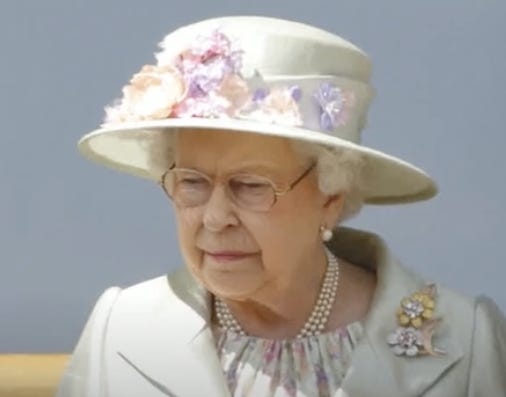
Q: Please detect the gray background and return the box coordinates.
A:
[1,1,505,352]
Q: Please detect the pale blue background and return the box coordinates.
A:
[2,1,505,352]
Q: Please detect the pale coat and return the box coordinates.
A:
[55,228,506,397]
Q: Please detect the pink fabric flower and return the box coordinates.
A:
[104,64,186,123]
[194,29,234,59]
[176,29,243,97]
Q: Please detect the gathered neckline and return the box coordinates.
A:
[213,316,365,397]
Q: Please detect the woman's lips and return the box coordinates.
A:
[205,251,257,261]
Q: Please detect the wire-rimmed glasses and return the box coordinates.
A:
[159,163,316,212]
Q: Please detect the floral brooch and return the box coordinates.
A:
[387,284,446,357]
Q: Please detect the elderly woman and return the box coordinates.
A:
[56,16,506,397]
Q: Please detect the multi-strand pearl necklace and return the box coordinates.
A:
[214,249,339,339]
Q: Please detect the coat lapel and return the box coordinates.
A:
[331,228,464,397]
[108,269,230,397]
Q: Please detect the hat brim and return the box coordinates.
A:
[78,118,437,205]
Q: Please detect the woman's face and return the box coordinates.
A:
[171,129,343,300]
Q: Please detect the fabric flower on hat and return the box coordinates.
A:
[240,86,303,127]
[172,92,231,119]
[104,64,186,123]
[173,74,249,118]
[217,75,250,110]
[176,29,243,97]
[169,29,247,118]
[189,28,242,70]
[314,82,354,132]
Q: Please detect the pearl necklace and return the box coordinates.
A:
[214,249,339,339]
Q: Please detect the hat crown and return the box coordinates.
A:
[157,16,372,82]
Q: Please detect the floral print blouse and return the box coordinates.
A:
[213,321,364,397]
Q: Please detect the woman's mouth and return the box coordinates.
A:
[205,251,257,261]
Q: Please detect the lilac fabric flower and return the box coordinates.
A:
[252,88,269,102]
[162,29,249,118]
[193,29,243,71]
[289,85,302,102]
[313,82,353,131]
[173,92,231,118]
[176,29,243,97]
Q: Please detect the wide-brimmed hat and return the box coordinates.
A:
[78,16,437,204]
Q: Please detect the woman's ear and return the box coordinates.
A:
[322,193,345,226]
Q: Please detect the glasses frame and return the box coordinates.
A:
[159,162,316,212]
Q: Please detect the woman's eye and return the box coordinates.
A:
[242,182,268,188]
[231,179,271,194]
[181,177,206,184]
[177,176,209,189]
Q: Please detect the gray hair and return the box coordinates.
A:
[290,140,365,222]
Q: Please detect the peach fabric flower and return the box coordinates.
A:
[241,88,303,127]
[217,75,250,113]
[104,64,186,124]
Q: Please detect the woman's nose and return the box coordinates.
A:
[202,185,240,231]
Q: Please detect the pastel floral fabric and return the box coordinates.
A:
[213,321,363,397]
[103,28,354,133]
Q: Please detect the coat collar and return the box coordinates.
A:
[114,227,463,397]
[328,228,464,397]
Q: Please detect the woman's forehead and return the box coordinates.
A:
[174,129,304,171]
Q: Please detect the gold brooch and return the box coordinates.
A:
[387,284,446,357]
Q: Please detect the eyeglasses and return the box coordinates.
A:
[159,163,316,212]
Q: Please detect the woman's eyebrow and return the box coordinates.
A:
[232,161,281,173]
[175,161,284,176]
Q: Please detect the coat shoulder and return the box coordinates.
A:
[113,266,190,304]
[436,283,475,319]
[107,266,208,324]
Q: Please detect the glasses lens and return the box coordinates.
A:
[228,175,275,211]
[162,169,277,211]
[164,169,211,207]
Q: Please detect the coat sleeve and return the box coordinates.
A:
[467,295,506,396]
[54,287,122,397]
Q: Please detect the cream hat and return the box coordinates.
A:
[78,16,437,204]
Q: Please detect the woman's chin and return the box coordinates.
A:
[202,267,263,300]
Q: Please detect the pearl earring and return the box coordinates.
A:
[320,225,333,242]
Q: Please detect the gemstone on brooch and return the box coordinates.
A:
[387,326,424,357]
[388,284,445,357]
[397,286,436,328]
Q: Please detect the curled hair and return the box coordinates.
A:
[290,140,365,222]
